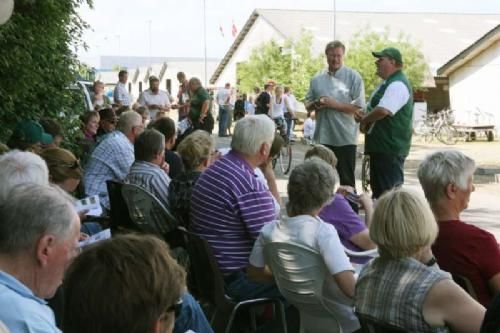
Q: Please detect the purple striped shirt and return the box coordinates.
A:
[191,150,277,274]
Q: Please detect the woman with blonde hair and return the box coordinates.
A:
[355,187,485,333]
[168,130,215,228]
[39,147,83,194]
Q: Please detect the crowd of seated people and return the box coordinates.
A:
[2,75,500,333]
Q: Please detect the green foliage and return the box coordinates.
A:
[0,0,92,145]
[237,31,324,101]
[345,27,429,99]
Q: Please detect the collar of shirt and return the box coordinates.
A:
[226,150,256,175]
[326,65,345,77]
[0,271,47,305]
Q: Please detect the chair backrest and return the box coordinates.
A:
[183,231,227,307]
[452,273,479,301]
[121,183,178,237]
[264,242,334,316]
[356,312,407,333]
[105,180,136,233]
[344,247,378,258]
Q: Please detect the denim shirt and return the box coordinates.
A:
[0,271,60,332]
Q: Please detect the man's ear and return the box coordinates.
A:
[36,234,56,267]
[444,182,457,200]
[259,142,269,157]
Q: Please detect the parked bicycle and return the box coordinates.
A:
[414,109,458,145]
[271,120,292,175]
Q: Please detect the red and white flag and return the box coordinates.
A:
[231,21,237,38]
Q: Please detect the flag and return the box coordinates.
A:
[232,21,237,38]
[219,25,224,37]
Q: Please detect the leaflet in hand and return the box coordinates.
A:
[79,228,111,248]
[75,195,102,216]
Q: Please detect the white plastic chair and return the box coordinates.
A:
[343,247,378,258]
[264,242,343,333]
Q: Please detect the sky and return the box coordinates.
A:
[77,0,500,67]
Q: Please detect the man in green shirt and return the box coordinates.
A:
[360,47,413,199]
[188,77,214,134]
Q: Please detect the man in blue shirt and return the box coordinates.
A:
[0,184,81,332]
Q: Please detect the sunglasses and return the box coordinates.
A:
[166,298,183,318]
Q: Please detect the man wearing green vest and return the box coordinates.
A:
[360,47,413,199]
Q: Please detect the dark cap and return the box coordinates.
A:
[12,120,53,145]
[99,108,117,123]
[372,47,403,64]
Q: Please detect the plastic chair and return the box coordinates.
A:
[105,180,137,234]
[264,242,343,333]
[355,313,407,333]
[121,183,178,237]
[183,231,287,333]
[343,247,378,258]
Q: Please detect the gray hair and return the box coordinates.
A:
[117,111,142,134]
[287,158,337,216]
[231,115,275,155]
[188,77,202,88]
[0,183,77,255]
[0,150,49,203]
[417,150,476,205]
[325,40,345,54]
[134,129,165,162]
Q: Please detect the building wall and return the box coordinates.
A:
[214,16,285,87]
[448,39,500,127]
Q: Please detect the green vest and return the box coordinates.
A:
[365,70,413,156]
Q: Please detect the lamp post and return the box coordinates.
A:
[203,0,208,86]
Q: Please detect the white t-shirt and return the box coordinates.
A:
[376,81,410,115]
[303,118,316,139]
[216,88,230,106]
[138,89,172,119]
[249,215,359,332]
[284,93,297,113]
[271,95,286,119]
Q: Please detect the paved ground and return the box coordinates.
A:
[215,132,500,239]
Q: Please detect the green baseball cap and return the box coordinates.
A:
[12,120,53,145]
[372,47,403,64]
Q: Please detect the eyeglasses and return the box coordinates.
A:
[166,298,183,318]
[57,159,80,170]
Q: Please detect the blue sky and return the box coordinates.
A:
[77,0,500,67]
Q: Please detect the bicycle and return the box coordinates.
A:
[361,154,370,193]
[271,119,293,175]
[414,109,458,145]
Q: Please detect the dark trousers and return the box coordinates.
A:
[369,153,406,199]
[324,144,357,188]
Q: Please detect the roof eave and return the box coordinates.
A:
[437,24,500,76]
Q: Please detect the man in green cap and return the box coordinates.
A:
[360,47,413,199]
[6,120,53,154]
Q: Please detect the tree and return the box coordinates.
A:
[345,27,429,99]
[0,0,92,144]
[237,31,324,101]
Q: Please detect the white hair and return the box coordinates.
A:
[0,150,49,203]
[231,115,275,155]
[417,150,475,205]
[0,183,77,255]
[117,111,142,134]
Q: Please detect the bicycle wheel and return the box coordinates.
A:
[361,155,370,193]
[279,143,292,175]
[437,125,458,145]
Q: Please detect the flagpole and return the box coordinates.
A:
[333,0,336,40]
[203,0,208,86]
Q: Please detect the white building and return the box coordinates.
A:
[437,24,500,130]
[96,56,220,103]
[210,9,500,111]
